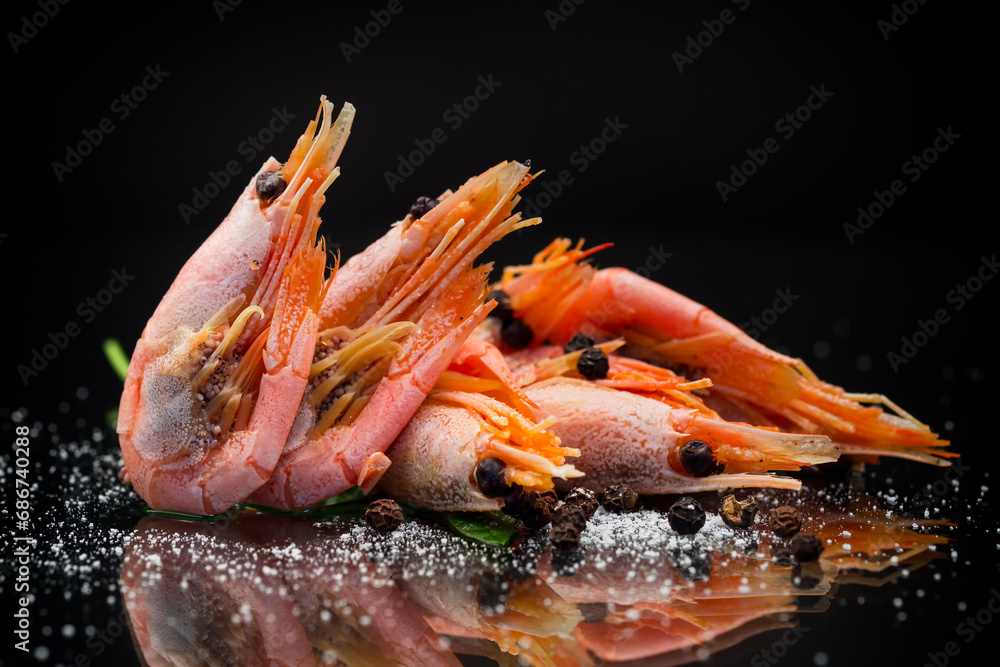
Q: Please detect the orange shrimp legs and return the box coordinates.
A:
[118,97,350,514]
[252,160,542,510]
[496,238,954,466]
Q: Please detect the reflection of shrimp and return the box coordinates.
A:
[121,518,316,666]
[497,238,954,466]
[252,161,540,510]
[118,98,351,514]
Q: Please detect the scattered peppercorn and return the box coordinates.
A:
[602,484,638,513]
[501,318,533,349]
[549,519,582,551]
[505,487,557,528]
[678,440,723,477]
[364,499,404,533]
[719,494,758,529]
[476,572,510,614]
[552,503,588,530]
[486,289,514,325]
[563,333,595,354]
[475,457,510,498]
[408,195,440,219]
[255,170,286,205]
[667,496,706,534]
[790,533,824,562]
[770,506,802,538]
[564,487,599,518]
[576,347,610,380]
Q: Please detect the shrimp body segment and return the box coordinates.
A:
[500,239,953,466]
[524,377,835,494]
[252,161,542,510]
[118,98,352,514]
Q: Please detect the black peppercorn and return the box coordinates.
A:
[552,503,588,530]
[790,533,824,562]
[576,347,610,380]
[255,170,287,205]
[549,519,582,552]
[667,496,706,534]
[564,487,599,518]
[501,318,534,349]
[719,494,758,529]
[602,484,638,513]
[563,333,595,354]
[770,506,802,538]
[365,499,404,532]
[408,196,440,219]
[485,289,514,325]
[475,457,510,498]
[505,487,557,528]
[678,440,723,477]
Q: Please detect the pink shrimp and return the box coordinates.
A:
[251,160,541,510]
[497,238,955,466]
[117,98,352,514]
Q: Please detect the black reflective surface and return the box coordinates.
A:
[3,0,996,665]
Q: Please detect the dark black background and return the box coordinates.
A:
[2,1,997,666]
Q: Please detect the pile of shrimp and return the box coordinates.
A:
[117,97,953,515]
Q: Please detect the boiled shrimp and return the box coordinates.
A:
[118,97,351,514]
[497,238,955,466]
[252,160,541,510]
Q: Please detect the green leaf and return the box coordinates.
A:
[105,408,119,432]
[320,486,364,506]
[243,500,369,518]
[103,338,130,382]
[144,506,240,523]
[430,511,518,547]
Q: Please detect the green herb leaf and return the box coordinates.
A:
[103,338,130,382]
[243,499,369,518]
[438,511,518,547]
[145,506,240,523]
[320,486,364,506]
[105,408,119,432]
